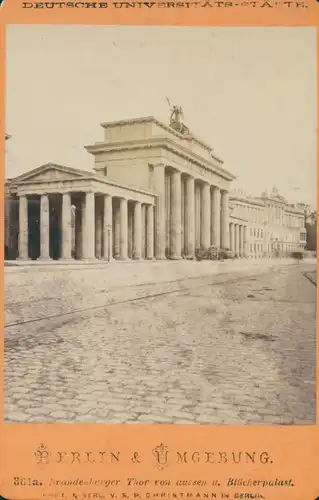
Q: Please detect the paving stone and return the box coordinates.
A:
[7,411,33,422]
[49,410,75,419]
[4,261,316,424]
[137,414,173,423]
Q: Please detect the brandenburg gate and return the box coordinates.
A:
[5,115,244,262]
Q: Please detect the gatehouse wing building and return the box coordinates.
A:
[230,187,307,258]
[4,117,307,261]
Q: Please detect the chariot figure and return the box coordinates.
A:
[166,98,190,135]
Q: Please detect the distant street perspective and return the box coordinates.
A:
[4,258,316,425]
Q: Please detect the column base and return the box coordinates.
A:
[169,255,183,260]
[37,256,52,261]
[59,258,74,262]
[17,256,30,261]
[102,256,113,262]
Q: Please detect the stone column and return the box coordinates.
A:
[154,164,166,259]
[39,194,51,260]
[82,191,95,260]
[170,169,182,259]
[119,198,128,260]
[18,195,29,260]
[243,226,248,257]
[195,183,201,249]
[103,194,112,262]
[75,201,83,259]
[5,197,11,252]
[165,174,171,257]
[235,224,240,256]
[127,206,134,259]
[61,193,72,260]
[241,226,245,256]
[141,204,146,259]
[239,226,243,257]
[113,202,121,259]
[181,177,185,256]
[184,176,195,259]
[133,201,142,260]
[146,204,154,260]
[221,190,230,249]
[95,201,103,259]
[229,223,234,253]
[211,187,221,248]
[201,182,211,249]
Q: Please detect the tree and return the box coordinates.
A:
[305,206,317,225]
[305,208,317,251]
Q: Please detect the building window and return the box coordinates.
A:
[104,166,108,176]
[254,228,256,237]
[254,244,256,252]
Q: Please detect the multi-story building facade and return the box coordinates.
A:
[230,186,307,258]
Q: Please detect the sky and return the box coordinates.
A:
[5,25,317,208]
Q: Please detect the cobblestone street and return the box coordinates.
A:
[4,260,316,425]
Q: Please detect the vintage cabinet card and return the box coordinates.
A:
[0,3,318,500]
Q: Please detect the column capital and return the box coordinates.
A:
[185,173,195,181]
[172,168,182,176]
[81,189,96,194]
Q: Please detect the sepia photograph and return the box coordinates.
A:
[4,25,317,425]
